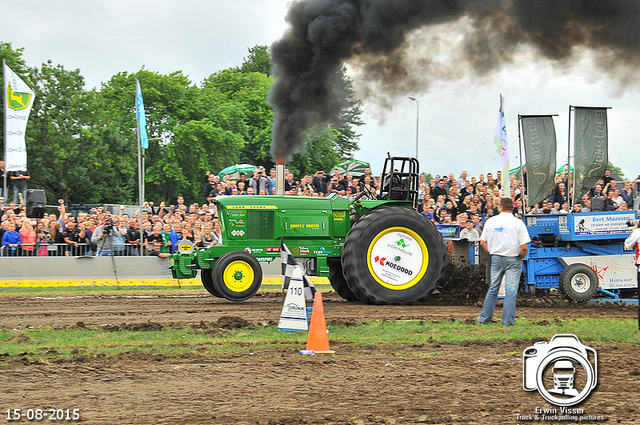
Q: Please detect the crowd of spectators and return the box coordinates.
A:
[2,164,639,256]
[0,196,224,258]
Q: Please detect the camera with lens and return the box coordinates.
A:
[627,219,640,227]
[102,218,114,235]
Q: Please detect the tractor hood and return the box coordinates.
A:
[215,193,351,211]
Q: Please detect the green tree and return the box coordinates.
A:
[26,61,112,203]
[201,69,273,169]
[607,162,626,181]
[98,70,207,203]
[241,45,272,76]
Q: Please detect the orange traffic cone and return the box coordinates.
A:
[306,292,335,354]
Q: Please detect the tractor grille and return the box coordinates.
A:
[247,211,274,239]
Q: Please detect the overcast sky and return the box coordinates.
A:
[2,0,639,179]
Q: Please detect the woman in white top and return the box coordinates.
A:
[212,219,223,246]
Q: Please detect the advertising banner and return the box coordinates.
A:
[4,63,35,172]
[573,107,607,202]
[572,211,635,237]
[520,116,557,207]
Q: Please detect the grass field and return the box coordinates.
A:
[2,286,639,424]
[2,315,638,365]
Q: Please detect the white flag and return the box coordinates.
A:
[4,63,35,172]
[493,95,509,196]
[281,240,316,300]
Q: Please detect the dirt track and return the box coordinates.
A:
[1,289,639,424]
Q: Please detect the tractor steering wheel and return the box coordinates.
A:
[353,184,376,202]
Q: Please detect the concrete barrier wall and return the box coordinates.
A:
[0,257,293,289]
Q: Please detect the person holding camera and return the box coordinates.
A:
[91,213,116,256]
[478,197,531,327]
[312,170,330,195]
[624,220,640,331]
[249,168,271,195]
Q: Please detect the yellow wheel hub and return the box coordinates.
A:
[222,260,255,292]
[367,226,429,290]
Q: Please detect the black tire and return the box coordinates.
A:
[328,259,360,302]
[212,251,262,301]
[559,263,599,302]
[201,268,222,298]
[342,206,446,304]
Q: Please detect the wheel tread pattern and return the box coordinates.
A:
[212,251,263,302]
[342,206,446,305]
[328,259,360,302]
[558,263,598,302]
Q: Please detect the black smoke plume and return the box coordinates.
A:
[268,0,640,162]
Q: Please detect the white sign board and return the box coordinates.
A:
[561,255,637,290]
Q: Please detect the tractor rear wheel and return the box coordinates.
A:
[559,263,598,302]
[212,251,262,301]
[342,206,446,304]
[328,259,359,302]
[201,268,222,298]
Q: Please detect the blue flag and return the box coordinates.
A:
[135,78,149,149]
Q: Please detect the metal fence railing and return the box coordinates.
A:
[0,243,150,257]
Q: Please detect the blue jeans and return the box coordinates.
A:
[478,255,521,327]
[13,185,27,205]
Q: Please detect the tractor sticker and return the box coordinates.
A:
[254,257,274,262]
[266,247,281,252]
[292,246,310,255]
[332,211,346,221]
[244,247,263,254]
[228,218,246,227]
[290,223,320,229]
[561,255,637,289]
[231,230,245,237]
[370,232,423,286]
[395,238,409,248]
[313,247,332,255]
[244,247,252,253]
[285,217,328,235]
[177,240,195,254]
[574,212,635,236]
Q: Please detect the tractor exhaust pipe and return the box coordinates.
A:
[276,157,285,195]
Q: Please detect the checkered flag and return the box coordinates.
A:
[281,240,316,300]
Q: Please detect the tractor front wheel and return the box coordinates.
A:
[201,268,222,298]
[212,251,262,301]
[342,206,446,304]
[559,263,598,302]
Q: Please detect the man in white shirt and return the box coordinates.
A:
[624,221,640,331]
[478,198,531,327]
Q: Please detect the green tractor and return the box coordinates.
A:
[170,156,446,304]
